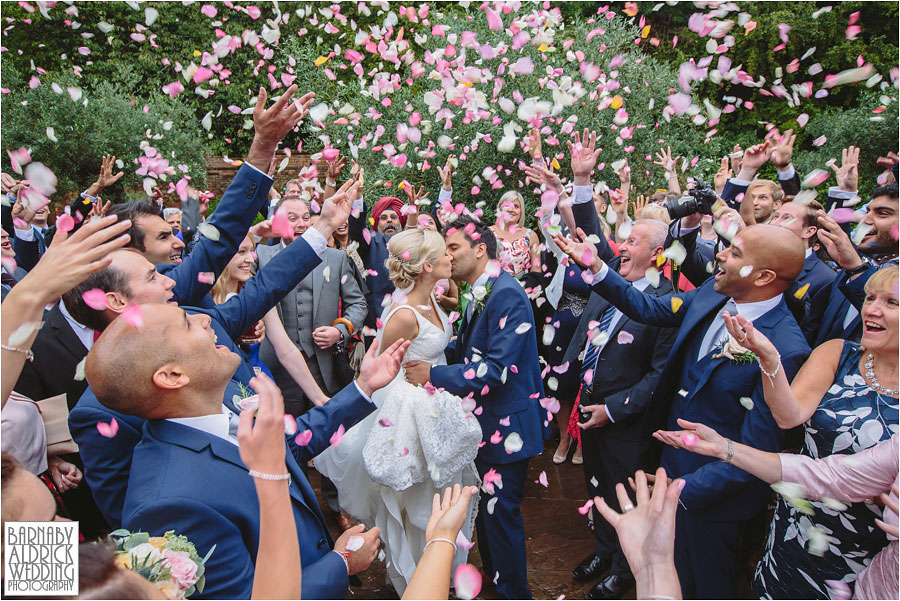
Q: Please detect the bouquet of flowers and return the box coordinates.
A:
[109,529,214,599]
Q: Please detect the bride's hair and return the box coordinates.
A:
[386,229,446,289]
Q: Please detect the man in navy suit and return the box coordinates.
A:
[85,303,408,599]
[405,214,548,599]
[556,224,811,599]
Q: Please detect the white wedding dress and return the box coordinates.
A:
[315,298,482,595]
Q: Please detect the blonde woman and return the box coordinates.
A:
[490,191,541,278]
[316,229,482,596]
[212,235,328,406]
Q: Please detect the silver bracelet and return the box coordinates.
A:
[724,439,734,463]
[1,344,34,362]
[423,537,457,553]
[248,470,291,481]
[759,351,781,383]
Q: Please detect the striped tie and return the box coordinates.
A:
[579,304,618,393]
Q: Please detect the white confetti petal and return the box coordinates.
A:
[514,323,532,334]
[197,222,221,241]
[74,356,87,381]
[8,322,42,346]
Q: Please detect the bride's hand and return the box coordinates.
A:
[425,484,479,543]
[403,360,432,387]
[356,338,412,397]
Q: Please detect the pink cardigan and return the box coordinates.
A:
[780,434,898,600]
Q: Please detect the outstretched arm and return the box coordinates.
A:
[262,308,329,406]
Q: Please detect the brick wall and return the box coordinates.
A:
[205,153,313,199]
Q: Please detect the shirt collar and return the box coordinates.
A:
[167,406,237,446]
[59,299,90,332]
[472,270,490,290]
[732,294,784,322]
[630,275,652,291]
[805,247,813,259]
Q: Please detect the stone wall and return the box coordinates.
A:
[204,153,313,198]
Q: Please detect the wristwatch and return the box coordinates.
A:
[845,257,873,277]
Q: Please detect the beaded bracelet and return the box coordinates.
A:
[248,470,290,481]
[1,344,34,362]
[423,537,457,553]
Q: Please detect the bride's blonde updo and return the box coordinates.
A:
[386,229,446,289]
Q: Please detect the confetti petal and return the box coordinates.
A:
[295,429,313,446]
[454,564,482,600]
[121,304,144,328]
[8,322,42,346]
[330,424,346,447]
[96,418,119,438]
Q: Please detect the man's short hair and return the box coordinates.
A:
[747,180,783,203]
[872,183,899,201]
[163,208,182,219]
[447,214,498,260]
[62,264,132,332]
[273,194,309,215]
[632,219,669,249]
[108,201,165,254]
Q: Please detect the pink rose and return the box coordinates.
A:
[161,549,198,590]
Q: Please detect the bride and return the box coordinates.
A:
[315,228,482,595]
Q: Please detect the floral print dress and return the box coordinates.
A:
[753,341,899,599]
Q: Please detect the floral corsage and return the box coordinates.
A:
[712,336,758,363]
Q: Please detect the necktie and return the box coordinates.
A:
[580,304,618,392]
[699,298,738,359]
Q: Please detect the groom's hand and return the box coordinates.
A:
[404,360,432,386]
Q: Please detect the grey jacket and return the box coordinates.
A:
[256,243,367,396]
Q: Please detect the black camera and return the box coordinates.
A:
[664,177,718,220]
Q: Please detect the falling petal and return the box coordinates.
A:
[283,415,297,435]
[671,297,684,313]
[454,564,483,600]
[801,169,830,188]
[739,397,754,410]
[346,535,365,552]
[8,322,42,346]
[96,418,119,438]
[682,432,698,447]
[295,429,313,446]
[330,424,346,447]
[504,432,524,454]
[56,213,75,233]
[793,283,810,300]
[197,272,215,285]
[617,331,635,345]
[197,222,220,241]
[514,323,532,334]
[378,418,394,428]
[577,499,594,515]
[739,265,754,278]
[121,304,144,328]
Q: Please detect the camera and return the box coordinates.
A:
[664,177,718,220]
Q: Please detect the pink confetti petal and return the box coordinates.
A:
[96,418,119,438]
[682,432,698,447]
[295,429,313,446]
[453,564,482,600]
[197,272,215,285]
[456,531,475,551]
[330,424,345,447]
[121,304,144,328]
[200,4,217,17]
[271,211,293,238]
[484,7,503,30]
[283,415,297,435]
[490,430,503,444]
[55,213,75,233]
[578,499,594,515]
[82,288,109,311]
[617,331,634,345]
[378,418,394,427]
[537,471,549,487]
[831,208,857,224]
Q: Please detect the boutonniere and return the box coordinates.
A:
[469,281,494,316]
[712,335,758,363]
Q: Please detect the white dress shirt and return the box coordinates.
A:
[59,298,95,351]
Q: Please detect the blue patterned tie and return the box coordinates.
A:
[579,304,618,392]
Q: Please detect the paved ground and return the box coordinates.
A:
[312,432,632,600]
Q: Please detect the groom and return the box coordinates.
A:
[405,214,548,599]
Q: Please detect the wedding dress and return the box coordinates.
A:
[315,298,482,595]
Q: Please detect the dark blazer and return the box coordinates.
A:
[159,163,271,308]
[558,276,677,440]
[9,228,46,272]
[122,386,375,600]
[808,263,877,346]
[15,302,89,409]
[70,235,323,526]
[349,200,393,329]
[430,271,548,465]
[590,270,811,521]
[1,266,29,301]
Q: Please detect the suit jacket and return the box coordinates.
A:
[349,200,393,329]
[9,228,46,272]
[558,276,678,441]
[159,163,272,309]
[257,244,367,394]
[15,303,89,409]
[590,270,811,521]
[430,271,549,465]
[1,266,28,301]
[808,263,878,346]
[71,236,323,526]
[122,385,375,600]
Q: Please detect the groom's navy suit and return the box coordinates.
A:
[431,270,549,599]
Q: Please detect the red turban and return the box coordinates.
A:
[372,196,406,229]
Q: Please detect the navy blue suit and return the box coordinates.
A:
[807,265,874,346]
[9,227,46,272]
[590,269,810,599]
[70,234,323,527]
[122,386,375,600]
[431,270,548,599]
[348,200,392,330]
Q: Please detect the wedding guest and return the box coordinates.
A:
[655,423,898,601]
[85,304,405,599]
[555,222,811,599]
[715,266,898,599]
[490,191,541,280]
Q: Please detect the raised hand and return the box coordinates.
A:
[831,146,860,192]
[97,154,125,190]
[522,163,563,196]
[437,156,454,191]
[315,173,362,238]
[568,128,601,185]
[425,484,479,543]
[552,227,601,271]
[403,182,428,205]
[738,142,771,178]
[237,374,287,476]
[768,129,796,169]
[631,194,649,217]
[357,337,412,397]
[875,151,899,170]
[815,209,864,270]
[714,157,732,194]
[10,182,37,224]
[0,173,18,194]
[722,311,779,365]
[653,418,728,459]
[327,155,347,182]
[729,145,744,175]
[88,198,112,220]
[247,85,315,170]
[653,147,677,173]
[249,219,278,239]
[526,127,543,161]
[614,158,631,185]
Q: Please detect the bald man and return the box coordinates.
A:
[86,303,405,599]
[556,224,811,599]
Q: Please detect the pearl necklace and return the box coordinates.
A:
[864,353,899,397]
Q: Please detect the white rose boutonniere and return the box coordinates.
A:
[468,281,494,315]
[712,335,758,363]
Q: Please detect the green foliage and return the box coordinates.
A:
[1,63,209,201]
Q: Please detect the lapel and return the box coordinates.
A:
[800,253,815,278]
[310,258,325,321]
[48,303,89,358]
[460,274,499,354]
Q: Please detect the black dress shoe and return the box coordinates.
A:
[588,573,634,600]
[572,553,611,582]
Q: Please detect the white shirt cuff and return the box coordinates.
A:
[604,405,615,423]
[775,164,796,180]
[573,185,594,204]
[351,196,364,214]
[301,227,328,256]
[244,161,273,181]
[353,381,374,404]
[728,177,751,187]
[438,188,453,203]
[590,261,610,283]
[828,186,857,199]
[13,227,35,241]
